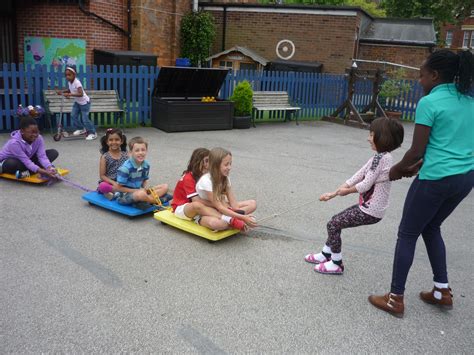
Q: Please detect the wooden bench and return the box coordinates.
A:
[252,91,301,127]
[43,90,125,130]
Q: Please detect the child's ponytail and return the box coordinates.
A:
[457,50,474,95]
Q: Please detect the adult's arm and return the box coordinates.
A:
[389,124,430,181]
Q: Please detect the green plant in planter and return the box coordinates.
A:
[379,68,412,111]
[231,81,253,117]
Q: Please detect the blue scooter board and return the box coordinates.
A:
[82,191,163,217]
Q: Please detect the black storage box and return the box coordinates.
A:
[93,49,157,67]
[266,60,322,73]
[151,67,233,132]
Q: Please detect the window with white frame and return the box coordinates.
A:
[445,31,453,47]
[471,31,474,48]
[462,31,470,48]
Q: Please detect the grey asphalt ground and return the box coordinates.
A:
[1,121,473,353]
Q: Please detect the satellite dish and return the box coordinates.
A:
[276,39,295,60]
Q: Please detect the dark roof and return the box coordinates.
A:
[199,2,373,19]
[360,18,436,46]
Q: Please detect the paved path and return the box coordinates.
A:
[1,121,472,353]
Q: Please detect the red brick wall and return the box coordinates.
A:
[131,0,191,66]
[209,9,359,73]
[357,43,430,78]
[16,0,129,65]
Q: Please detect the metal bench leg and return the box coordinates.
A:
[252,109,256,128]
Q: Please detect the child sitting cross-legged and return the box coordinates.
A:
[172,148,247,231]
[115,136,169,206]
[0,117,58,179]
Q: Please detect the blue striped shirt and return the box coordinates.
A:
[117,158,150,189]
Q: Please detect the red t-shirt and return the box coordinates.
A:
[172,172,198,211]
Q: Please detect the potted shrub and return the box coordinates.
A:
[378,68,412,120]
[230,80,253,129]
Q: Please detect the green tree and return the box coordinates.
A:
[381,0,472,25]
[258,1,386,17]
[180,11,216,67]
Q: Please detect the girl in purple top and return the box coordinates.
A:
[305,117,404,275]
[0,117,58,178]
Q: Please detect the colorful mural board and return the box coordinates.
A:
[24,37,86,68]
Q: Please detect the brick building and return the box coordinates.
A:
[200,2,435,74]
[2,0,130,65]
[0,0,436,74]
[357,18,435,75]
[0,0,191,67]
[440,9,474,52]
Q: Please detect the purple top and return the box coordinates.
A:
[0,130,52,172]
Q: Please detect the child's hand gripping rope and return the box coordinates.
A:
[45,173,94,192]
[146,187,172,211]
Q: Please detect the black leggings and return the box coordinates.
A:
[1,149,59,174]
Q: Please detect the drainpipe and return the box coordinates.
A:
[78,0,131,44]
[222,6,227,51]
[127,0,131,50]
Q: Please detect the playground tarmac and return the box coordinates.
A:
[1,121,473,353]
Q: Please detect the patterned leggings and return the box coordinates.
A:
[325,204,381,254]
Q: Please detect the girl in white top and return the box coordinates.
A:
[196,147,257,230]
[305,117,404,275]
[57,66,97,141]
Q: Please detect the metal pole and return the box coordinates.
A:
[352,58,419,71]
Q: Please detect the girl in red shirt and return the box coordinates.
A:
[172,148,246,231]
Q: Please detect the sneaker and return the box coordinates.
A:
[15,170,31,179]
[160,193,173,204]
[73,129,86,136]
[368,293,404,318]
[229,217,246,230]
[419,287,453,310]
[85,133,97,141]
[104,192,115,201]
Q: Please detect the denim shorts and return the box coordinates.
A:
[117,192,135,205]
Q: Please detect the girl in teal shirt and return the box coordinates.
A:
[369,50,474,318]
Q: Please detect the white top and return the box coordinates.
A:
[68,78,90,105]
[195,173,231,200]
[345,152,393,219]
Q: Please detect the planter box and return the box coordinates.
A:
[151,67,233,133]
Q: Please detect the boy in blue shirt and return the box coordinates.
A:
[116,136,169,205]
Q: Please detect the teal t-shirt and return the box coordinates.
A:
[415,83,474,180]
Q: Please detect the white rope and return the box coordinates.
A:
[256,198,320,224]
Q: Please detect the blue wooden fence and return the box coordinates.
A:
[0,63,424,132]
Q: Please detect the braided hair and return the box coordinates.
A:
[424,49,474,95]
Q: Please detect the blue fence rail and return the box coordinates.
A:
[0,64,424,132]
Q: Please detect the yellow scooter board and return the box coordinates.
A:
[0,168,69,184]
[154,209,240,241]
